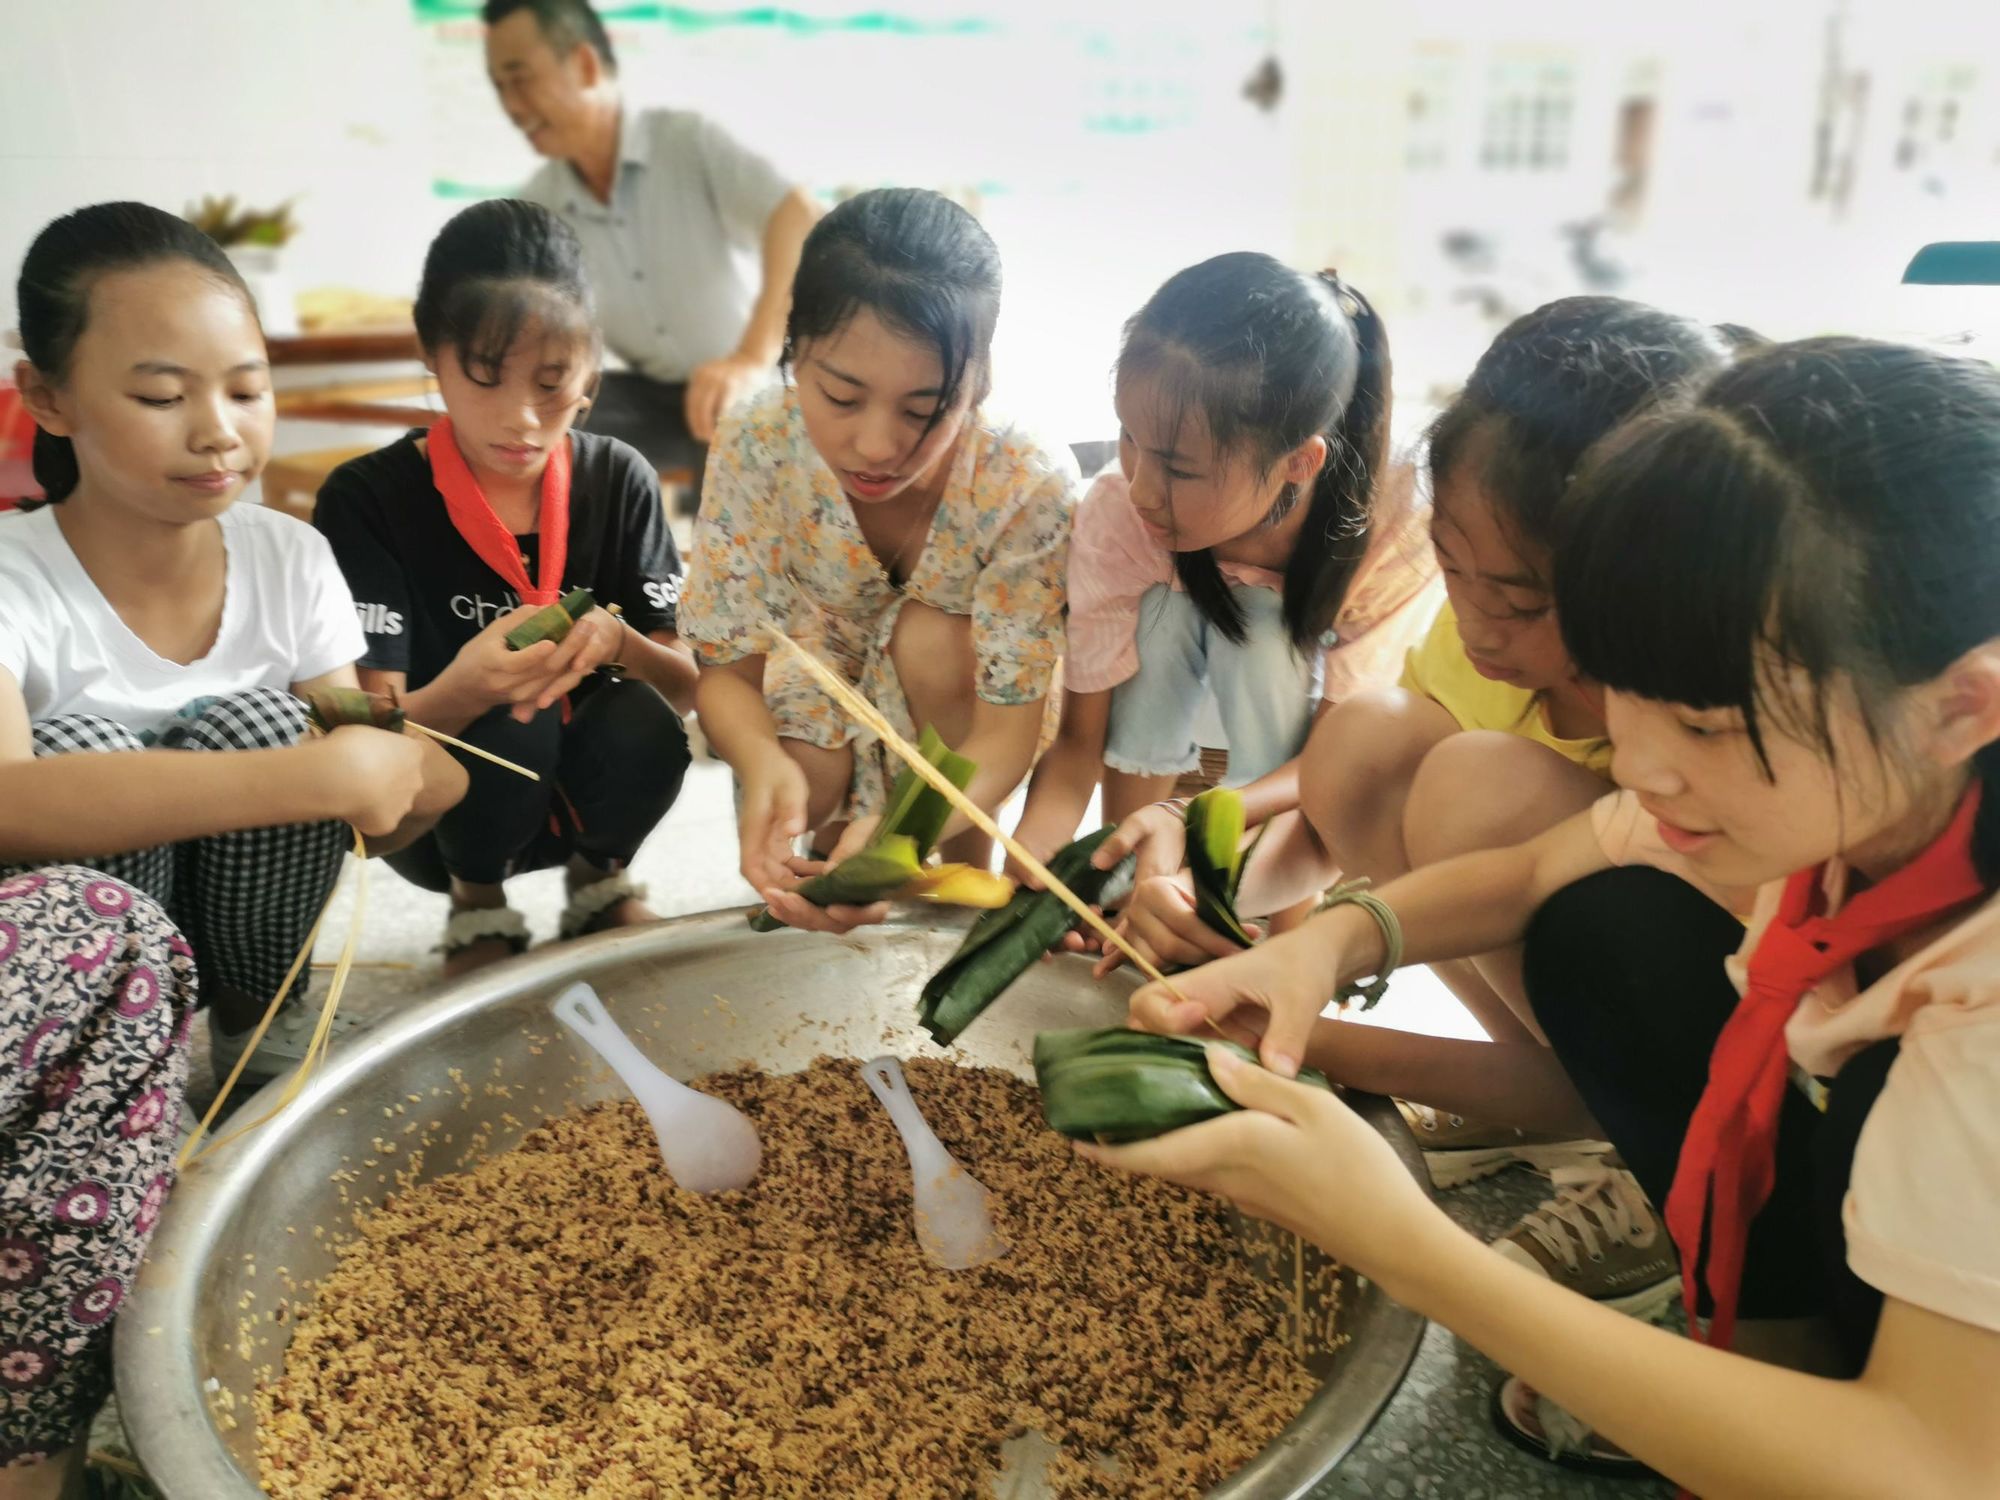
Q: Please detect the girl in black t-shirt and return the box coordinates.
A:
[316,200,697,975]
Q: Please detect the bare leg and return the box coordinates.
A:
[784,736,856,853]
[1103,769,1176,825]
[882,602,995,864]
[1299,688,1461,884]
[1403,732,1606,1042]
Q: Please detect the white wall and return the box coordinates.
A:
[1,0,1300,451]
[1,0,454,317]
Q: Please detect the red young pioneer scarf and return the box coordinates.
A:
[426,416,571,606]
[1663,785,1986,1351]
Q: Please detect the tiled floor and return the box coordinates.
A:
[232,758,1668,1497]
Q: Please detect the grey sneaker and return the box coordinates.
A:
[1492,1160,1682,1320]
[210,1000,364,1087]
[1395,1098,1613,1189]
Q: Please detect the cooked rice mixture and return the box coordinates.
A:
[258,1058,1322,1497]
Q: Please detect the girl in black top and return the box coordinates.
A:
[316,200,696,973]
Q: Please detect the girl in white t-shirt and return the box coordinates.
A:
[0,203,466,1495]
[1097,339,2000,1490]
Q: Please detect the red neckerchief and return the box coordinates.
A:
[1664,786,1985,1352]
[426,416,570,606]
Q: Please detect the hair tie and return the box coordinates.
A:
[1319,267,1362,322]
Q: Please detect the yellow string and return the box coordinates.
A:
[766,629,1193,1004]
[178,829,369,1169]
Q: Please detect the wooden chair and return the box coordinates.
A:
[260,446,376,526]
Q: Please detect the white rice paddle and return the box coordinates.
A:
[552,981,761,1193]
[860,1055,1007,1270]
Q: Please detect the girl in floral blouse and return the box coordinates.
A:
[680,188,1075,933]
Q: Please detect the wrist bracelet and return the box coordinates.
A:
[600,611,630,680]
[1319,878,1403,1011]
[1152,796,1192,817]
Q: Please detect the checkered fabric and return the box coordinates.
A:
[10,689,349,1004]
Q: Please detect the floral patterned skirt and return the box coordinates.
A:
[0,867,196,1463]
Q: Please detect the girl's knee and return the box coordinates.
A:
[783,737,853,831]
[1299,689,1456,846]
[32,715,146,757]
[888,603,975,731]
[1403,731,1601,866]
[176,688,310,752]
[588,681,690,773]
[1523,865,1737,1050]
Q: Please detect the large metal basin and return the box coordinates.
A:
[118,912,1425,1497]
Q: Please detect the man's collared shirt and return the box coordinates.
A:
[522,108,791,384]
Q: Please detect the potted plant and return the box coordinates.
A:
[185,195,301,336]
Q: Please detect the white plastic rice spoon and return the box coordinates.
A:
[860,1055,1008,1270]
[552,981,762,1193]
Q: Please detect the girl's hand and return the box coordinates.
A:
[513,610,623,721]
[1092,873,1262,978]
[760,816,890,933]
[1076,1043,1438,1275]
[1092,800,1189,887]
[1003,816,1067,888]
[737,749,812,896]
[436,607,564,718]
[309,726,430,837]
[1123,921,1332,1078]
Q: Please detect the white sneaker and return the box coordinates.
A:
[1492,1160,1682,1321]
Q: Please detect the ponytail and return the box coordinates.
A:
[1129,252,1391,651]
[1278,273,1390,650]
[29,427,81,506]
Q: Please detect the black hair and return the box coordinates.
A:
[782,188,1000,440]
[1556,338,2000,884]
[14,201,252,505]
[1428,296,1728,578]
[413,198,599,387]
[1712,322,1771,355]
[1117,252,1391,650]
[481,0,616,72]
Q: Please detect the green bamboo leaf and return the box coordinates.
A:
[917,827,1128,1046]
[1185,788,1255,947]
[1034,1026,1330,1142]
[504,587,598,650]
[748,726,981,930]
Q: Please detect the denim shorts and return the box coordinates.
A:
[1104,583,1325,783]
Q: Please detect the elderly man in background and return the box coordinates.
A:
[483,0,818,501]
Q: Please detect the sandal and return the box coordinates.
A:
[559,872,652,941]
[1490,1375,1657,1478]
[440,905,531,961]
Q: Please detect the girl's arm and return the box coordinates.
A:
[623,628,699,718]
[1009,688,1109,875]
[296,667,467,855]
[695,654,811,893]
[1087,700,1329,891]
[1089,1050,2000,1500]
[1404,1234,1996,1498]
[0,670,435,862]
[1127,807,1612,1075]
[940,694,1045,844]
